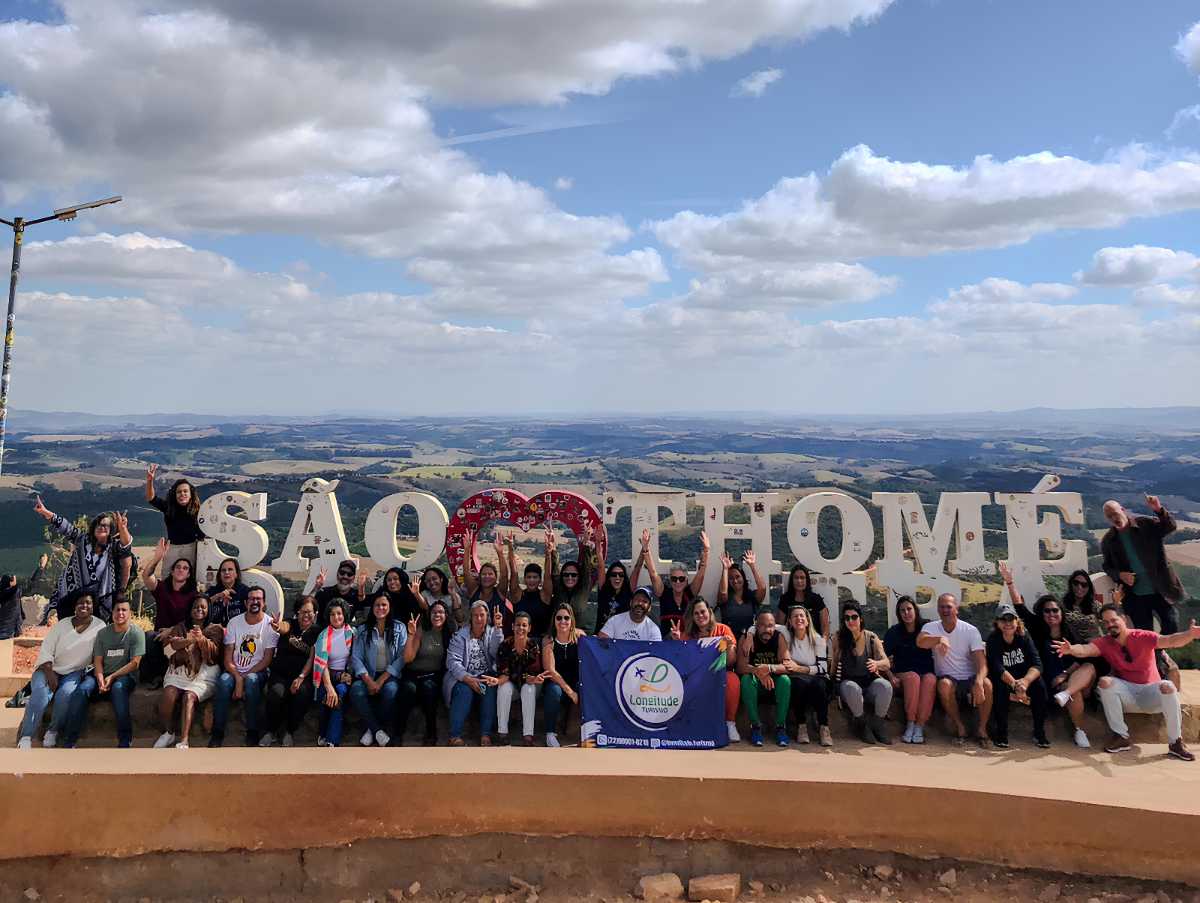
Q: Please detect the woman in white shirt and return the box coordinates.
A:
[16,594,105,749]
[781,606,832,747]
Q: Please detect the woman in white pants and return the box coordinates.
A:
[495,611,543,745]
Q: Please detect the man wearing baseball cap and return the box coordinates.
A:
[598,586,663,641]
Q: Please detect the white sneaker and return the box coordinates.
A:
[902,722,916,744]
[153,732,175,749]
[317,736,329,747]
[42,730,58,749]
[1054,690,1071,708]
[912,725,926,744]
[374,729,390,747]
[359,729,374,747]
[17,737,31,750]
[282,732,294,748]
[1074,728,1091,749]
[726,721,741,743]
[258,731,275,748]
[545,732,561,748]
[175,741,189,750]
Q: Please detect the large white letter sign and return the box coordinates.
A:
[270,478,353,584]
[995,491,1088,605]
[601,490,687,579]
[786,492,874,622]
[692,491,781,601]
[870,491,987,622]
[364,492,449,572]
[196,491,271,581]
[195,491,283,618]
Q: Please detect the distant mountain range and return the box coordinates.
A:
[9,406,1200,435]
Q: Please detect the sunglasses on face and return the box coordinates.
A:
[338,570,355,578]
[609,572,625,580]
[670,576,688,583]
[562,572,579,580]
[843,613,860,622]
[555,615,572,622]
[1043,608,1061,615]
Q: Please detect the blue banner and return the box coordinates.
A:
[579,637,729,749]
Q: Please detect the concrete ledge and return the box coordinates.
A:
[0,746,1198,886]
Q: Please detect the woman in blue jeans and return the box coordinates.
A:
[348,594,417,747]
[16,593,105,748]
[443,600,503,746]
[540,603,583,747]
[312,599,355,747]
[64,596,144,748]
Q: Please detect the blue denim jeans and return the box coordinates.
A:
[315,680,350,745]
[64,673,136,747]
[348,677,400,734]
[19,668,87,741]
[448,680,497,740]
[543,681,575,735]
[212,670,266,737]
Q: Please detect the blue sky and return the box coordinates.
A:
[1,0,1199,416]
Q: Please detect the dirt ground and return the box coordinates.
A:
[0,836,1195,903]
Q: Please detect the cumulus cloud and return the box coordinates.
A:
[732,68,784,98]
[685,262,898,309]
[938,278,1078,305]
[1178,21,1200,74]
[146,0,890,104]
[1077,245,1200,286]
[652,145,1200,268]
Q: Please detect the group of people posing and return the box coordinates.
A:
[10,472,1198,760]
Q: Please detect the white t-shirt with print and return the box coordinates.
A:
[919,619,984,681]
[601,612,662,641]
[224,614,280,674]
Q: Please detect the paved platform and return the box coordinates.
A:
[0,742,1197,886]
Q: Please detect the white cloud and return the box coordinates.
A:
[652,145,1200,269]
[938,278,1078,305]
[146,0,890,104]
[1133,283,1200,310]
[732,68,784,98]
[685,262,898,309]
[1177,21,1200,74]
[1166,104,1200,140]
[1078,245,1200,286]
[554,176,574,191]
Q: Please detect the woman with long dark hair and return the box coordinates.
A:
[348,594,416,747]
[420,566,462,625]
[144,464,204,567]
[1060,569,1101,642]
[595,560,633,634]
[398,599,454,745]
[205,557,250,626]
[155,594,224,749]
[462,528,513,635]
[262,595,320,748]
[311,599,355,747]
[495,611,543,745]
[884,595,936,744]
[717,551,767,640]
[830,600,892,744]
[370,567,423,624]
[778,563,828,638]
[33,498,133,622]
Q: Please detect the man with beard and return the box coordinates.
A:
[598,587,665,641]
[315,559,369,625]
[211,586,278,747]
[1053,603,1200,761]
[1101,495,1184,634]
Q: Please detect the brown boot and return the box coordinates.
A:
[1103,732,1131,753]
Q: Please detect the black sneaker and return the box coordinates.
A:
[1104,733,1131,753]
[245,730,260,747]
[207,732,225,749]
[1034,735,1051,749]
[992,737,1010,750]
[1168,739,1195,762]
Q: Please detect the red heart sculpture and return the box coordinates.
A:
[446,488,607,588]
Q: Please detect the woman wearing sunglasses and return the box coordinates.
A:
[540,603,584,747]
[638,528,710,635]
[682,596,741,743]
[830,600,892,744]
[1001,563,1096,748]
[595,560,633,633]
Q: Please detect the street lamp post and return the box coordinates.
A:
[0,195,122,477]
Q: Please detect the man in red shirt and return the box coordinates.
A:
[1053,603,1200,761]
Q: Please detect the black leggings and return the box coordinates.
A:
[790,674,830,726]
[264,677,310,735]
[398,671,440,737]
[992,677,1047,742]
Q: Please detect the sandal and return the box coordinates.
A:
[449,737,466,747]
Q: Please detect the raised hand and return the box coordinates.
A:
[38,553,48,569]
[32,495,51,520]
[155,537,169,558]
[698,530,710,552]
[720,553,734,570]
[1146,494,1163,512]
[146,463,158,482]
[492,605,504,629]
[743,550,756,566]
[998,560,1012,584]
[314,566,327,590]
[669,621,682,641]
[408,616,419,637]
[639,528,651,552]
[357,570,368,596]
[1051,638,1072,658]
